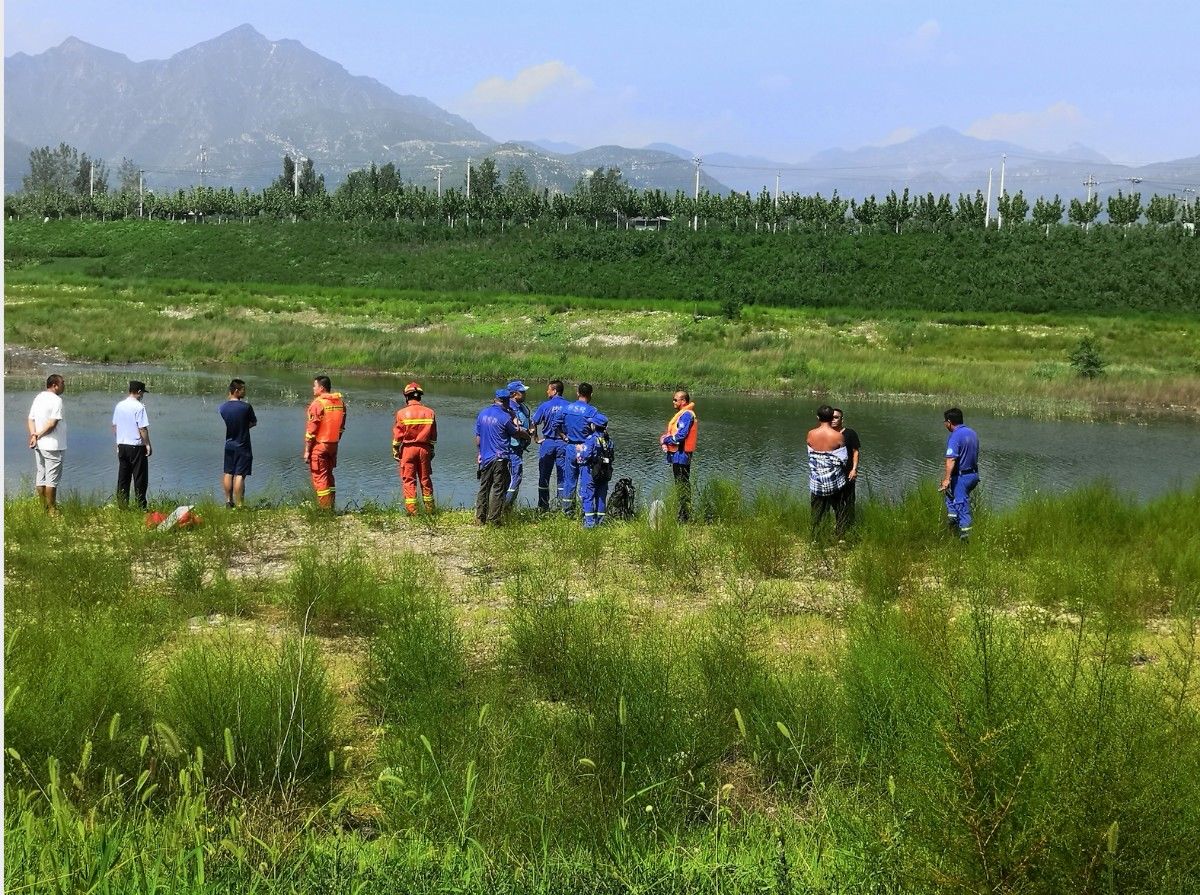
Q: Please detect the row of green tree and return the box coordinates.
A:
[10,146,1199,233]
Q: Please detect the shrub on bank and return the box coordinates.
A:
[158,633,338,790]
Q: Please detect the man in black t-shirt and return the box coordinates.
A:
[218,378,257,507]
[831,408,860,527]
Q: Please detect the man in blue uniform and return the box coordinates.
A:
[532,379,569,511]
[940,407,980,541]
[560,382,598,515]
[575,413,614,528]
[505,380,533,508]
[475,388,519,525]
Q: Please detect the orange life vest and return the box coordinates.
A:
[663,403,698,454]
[393,401,438,447]
[307,392,346,443]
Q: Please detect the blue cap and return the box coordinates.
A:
[494,388,511,400]
[506,380,529,393]
[591,413,609,427]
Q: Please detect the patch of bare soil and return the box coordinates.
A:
[5,344,69,374]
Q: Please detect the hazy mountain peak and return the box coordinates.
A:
[49,35,130,61]
[643,142,693,159]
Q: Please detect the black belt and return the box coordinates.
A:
[957,468,977,475]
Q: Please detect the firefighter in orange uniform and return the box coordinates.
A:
[303,375,346,510]
[391,382,437,515]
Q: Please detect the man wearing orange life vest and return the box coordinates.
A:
[660,389,697,522]
[391,382,437,515]
[303,375,346,510]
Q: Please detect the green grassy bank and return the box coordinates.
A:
[6,221,1200,416]
[6,484,1200,893]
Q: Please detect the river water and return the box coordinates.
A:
[5,367,1199,509]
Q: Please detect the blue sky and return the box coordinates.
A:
[5,0,1198,164]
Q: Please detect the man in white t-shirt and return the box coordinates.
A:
[112,380,153,509]
[27,373,67,515]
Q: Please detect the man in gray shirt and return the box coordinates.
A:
[112,380,152,508]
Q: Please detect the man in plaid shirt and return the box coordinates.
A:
[807,405,850,538]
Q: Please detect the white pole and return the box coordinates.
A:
[89,161,94,197]
[138,171,144,218]
[997,153,1007,230]
[774,172,780,209]
[293,158,300,198]
[984,168,993,229]
[466,157,472,200]
[692,156,701,231]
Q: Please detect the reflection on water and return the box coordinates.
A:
[6,368,1199,508]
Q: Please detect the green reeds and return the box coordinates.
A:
[158,632,338,790]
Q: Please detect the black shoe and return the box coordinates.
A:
[226,500,235,509]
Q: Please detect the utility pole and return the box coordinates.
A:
[428,165,449,198]
[774,172,780,210]
[466,157,472,200]
[294,157,302,198]
[996,153,1007,230]
[984,168,993,229]
[138,171,144,218]
[199,145,208,188]
[692,156,702,231]
[89,161,94,197]
[1082,174,1098,233]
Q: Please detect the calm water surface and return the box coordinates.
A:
[5,367,1199,509]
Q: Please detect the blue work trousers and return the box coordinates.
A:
[945,472,980,533]
[561,444,584,513]
[537,441,568,510]
[506,450,528,507]
[579,467,609,528]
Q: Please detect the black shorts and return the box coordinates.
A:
[224,446,253,477]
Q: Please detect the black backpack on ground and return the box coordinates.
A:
[608,478,635,519]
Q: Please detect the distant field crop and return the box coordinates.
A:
[6,219,1199,315]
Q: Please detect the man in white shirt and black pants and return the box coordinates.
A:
[112,380,153,509]
[27,373,67,515]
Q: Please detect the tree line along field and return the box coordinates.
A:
[5,484,1200,893]
[9,148,1199,233]
[6,219,1199,316]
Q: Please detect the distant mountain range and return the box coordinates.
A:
[6,25,1198,202]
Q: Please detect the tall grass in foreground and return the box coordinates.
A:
[158,632,339,792]
[5,483,1200,892]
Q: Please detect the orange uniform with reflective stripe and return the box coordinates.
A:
[392,399,437,514]
[305,392,346,509]
[663,403,698,454]
[392,402,438,447]
[306,393,346,443]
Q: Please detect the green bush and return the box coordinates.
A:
[1069,335,1107,378]
[840,593,1200,893]
[360,582,466,727]
[158,632,338,790]
[4,609,151,775]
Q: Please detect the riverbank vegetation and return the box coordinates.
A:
[6,483,1200,893]
[6,246,1200,417]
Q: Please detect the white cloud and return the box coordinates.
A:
[966,101,1088,148]
[464,61,592,109]
[912,19,941,49]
